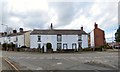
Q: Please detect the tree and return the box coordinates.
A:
[115,25,120,42]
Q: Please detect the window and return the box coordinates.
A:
[57,43,62,49]
[78,43,82,48]
[78,35,82,41]
[57,34,62,42]
[38,43,41,48]
[38,35,41,42]
[63,44,67,49]
[72,43,77,49]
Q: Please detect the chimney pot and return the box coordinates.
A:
[81,27,83,30]
[95,22,98,29]
[19,28,23,32]
[13,30,17,33]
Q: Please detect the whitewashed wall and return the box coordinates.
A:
[82,35,88,48]
[7,35,24,47]
[30,34,88,51]
[30,35,57,51]
[90,30,94,47]
[0,37,4,44]
[17,35,24,47]
[62,35,78,49]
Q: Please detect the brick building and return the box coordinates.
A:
[90,22,105,47]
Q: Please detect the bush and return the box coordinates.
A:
[2,43,7,51]
[95,46,102,51]
[82,48,93,51]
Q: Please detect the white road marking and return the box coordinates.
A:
[36,67,43,70]
[57,62,62,65]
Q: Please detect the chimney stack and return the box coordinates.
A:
[95,22,98,29]
[4,32,7,35]
[81,27,83,30]
[50,23,53,30]
[19,28,23,32]
[13,30,17,33]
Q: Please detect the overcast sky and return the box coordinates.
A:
[0,0,119,42]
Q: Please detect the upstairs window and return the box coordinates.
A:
[38,35,41,42]
[78,35,82,41]
[57,34,62,42]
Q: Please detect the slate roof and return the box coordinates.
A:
[0,31,30,37]
[7,31,29,37]
[30,29,88,35]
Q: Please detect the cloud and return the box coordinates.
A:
[1,0,118,42]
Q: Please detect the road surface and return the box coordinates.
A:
[1,51,119,72]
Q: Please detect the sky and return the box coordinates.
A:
[0,0,119,42]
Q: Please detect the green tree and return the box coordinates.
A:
[115,25,120,42]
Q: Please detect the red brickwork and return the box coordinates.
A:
[94,23,105,47]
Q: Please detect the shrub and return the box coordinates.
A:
[2,43,7,51]
[82,48,92,51]
[95,46,102,51]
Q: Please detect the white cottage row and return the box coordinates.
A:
[30,28,88,51]
[0,30,31,48]
[0,27,89,51]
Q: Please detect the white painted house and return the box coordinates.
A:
[0,28,31,48]
[30,25,88,52]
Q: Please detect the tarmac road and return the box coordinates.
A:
[1,50,119,72]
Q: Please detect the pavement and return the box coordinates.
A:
[1,51,119,71]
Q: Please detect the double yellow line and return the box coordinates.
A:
[2,57,20,72]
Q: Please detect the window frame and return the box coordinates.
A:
[38,43,41,48]
[37,35,41,42]
[57,34,62,42]
[63,43,68,49]
[72,43,77,49]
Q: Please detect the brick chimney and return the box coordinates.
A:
[81,27,83,30]
[95,22,98,29]
[50,23,53,30]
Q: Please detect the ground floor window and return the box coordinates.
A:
[78,42,82,48]
[63,43,67,49]
[57,43,62,49]
[38,43,41,48]
[72,43,77,49]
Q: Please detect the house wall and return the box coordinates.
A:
[24,31,31,47]
[90,30,94,47]
[0,37,4,44]
[94,28,105,47]
[62,35,78,49]
[30,35,57,51]
[17,35,24,47]
[82,35,88,48]
[30,34,88,51]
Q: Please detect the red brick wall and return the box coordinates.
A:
[94,28,105,47]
